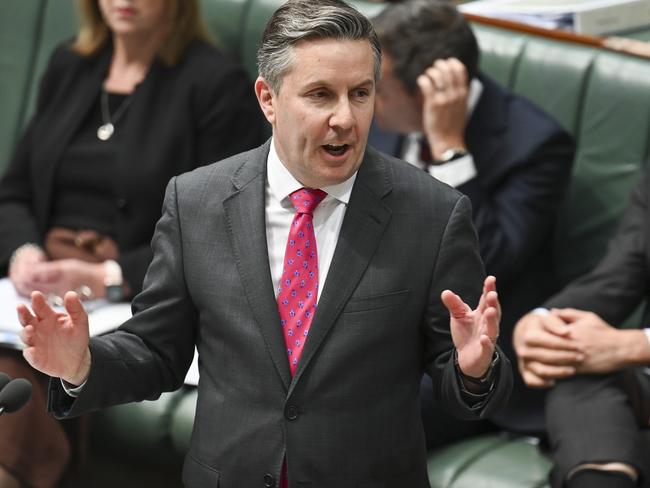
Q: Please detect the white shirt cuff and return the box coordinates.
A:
[532,307,550,316]
[428,154,477,188]
[644,328,650,347]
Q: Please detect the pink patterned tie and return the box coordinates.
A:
[277,188,327,377]
[278,188,326,488]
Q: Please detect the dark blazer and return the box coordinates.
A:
[0,40,266,293]
[546,167,650,323]
[370,75,574,432]
[49,141,512,488]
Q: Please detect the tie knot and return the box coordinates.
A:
[290,188,327,215]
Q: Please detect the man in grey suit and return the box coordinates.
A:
[17,1,512,486]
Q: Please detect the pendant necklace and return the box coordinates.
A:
[97,90,133,141]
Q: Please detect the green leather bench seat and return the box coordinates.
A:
[3,1,650,487]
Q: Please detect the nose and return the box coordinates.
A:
[329,99,355,131]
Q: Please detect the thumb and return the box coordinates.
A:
[441,290,471,319]
[64,291,88,326]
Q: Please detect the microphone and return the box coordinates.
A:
[0,378,32,415]
[0,372,10,391]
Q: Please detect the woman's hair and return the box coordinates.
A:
[71,0,212,65]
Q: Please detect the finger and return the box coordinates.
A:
[517,345,584,365]
[19,325,34,346]
[31,291,57,321]
[541,313,573,337]
[523,328,581,351]
[416,74,436,103]
[521,368,555,389]
[481,306,499,343]
[476,280,497,317]
[16,303,36,328]
[64,291,88,326]
[551,308,590,323]
[424,66,446,92]
[441,290,471,319]
[526,360,576,380]
[446,58,468,89]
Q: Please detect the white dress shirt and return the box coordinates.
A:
[401,78,483,188]
[266,139,356,301]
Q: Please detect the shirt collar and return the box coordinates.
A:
[267,138,357,206]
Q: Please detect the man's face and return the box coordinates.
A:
[374,53,423,133]
[256,38,376,188]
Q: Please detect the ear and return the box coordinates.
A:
[255,77,276,125]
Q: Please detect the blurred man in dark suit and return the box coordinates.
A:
[370,0,574,442]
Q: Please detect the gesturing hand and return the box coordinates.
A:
[444,276,500,378]
[18,291,91,386]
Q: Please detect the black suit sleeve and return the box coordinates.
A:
[545,169,649,326]
[49,178,198,416]
[422,195,513,420]
[463,128,575,288]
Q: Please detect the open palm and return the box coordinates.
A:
[444,276,500,378]
[18,291,91,385]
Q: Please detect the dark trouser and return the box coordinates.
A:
[546,370,650,488]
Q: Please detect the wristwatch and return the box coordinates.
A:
[103,259,124,302]
[432,147,469,166]
[455,349,500,386]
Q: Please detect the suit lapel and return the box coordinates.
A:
[223,141,292,389]
[290,147,393,392]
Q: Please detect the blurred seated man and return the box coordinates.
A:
[370,0,574,443]
[0,0,265,486]
[514,168,650,487]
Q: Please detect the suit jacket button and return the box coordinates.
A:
[263,473,276,487]
[116,198,128,212]
[285,404,299,421]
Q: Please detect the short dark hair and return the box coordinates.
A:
[257,0,381,93]
[372,0,479,94]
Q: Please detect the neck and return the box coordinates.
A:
[104,30,167,93]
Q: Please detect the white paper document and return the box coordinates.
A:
[460,0,650,35]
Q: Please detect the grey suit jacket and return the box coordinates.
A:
[49,141,512,488]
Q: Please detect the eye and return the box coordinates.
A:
[308,90,330,100]
[352,88,370,99]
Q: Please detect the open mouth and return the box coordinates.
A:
[323,144,349,157]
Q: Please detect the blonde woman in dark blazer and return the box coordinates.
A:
[0,1,265,486]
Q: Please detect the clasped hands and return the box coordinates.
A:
[9,245,106,300]
[513,308,647,388]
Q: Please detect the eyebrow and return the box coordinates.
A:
[303,78,375,91]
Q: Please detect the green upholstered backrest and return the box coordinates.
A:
[22,0,78,122]
[473,23,650,285]
[0,1,46,169]
[199,0,249,60]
